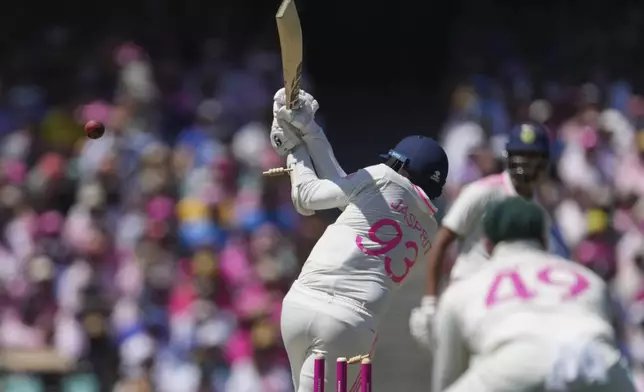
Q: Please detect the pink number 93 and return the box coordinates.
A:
[356,218,418,283]
[485,266,590,308]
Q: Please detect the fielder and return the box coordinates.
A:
[409,122,553,347]
[432,197,635,392]
[270,89,448,392]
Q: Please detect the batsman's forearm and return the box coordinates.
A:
[303,128,347,181]
[288,146,350,210]
[426,246,447,297]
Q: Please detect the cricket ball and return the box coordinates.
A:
[84,120,105,140]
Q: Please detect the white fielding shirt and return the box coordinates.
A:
[287,145,439,324]
[441,171,551,279]
[432,241,617,392]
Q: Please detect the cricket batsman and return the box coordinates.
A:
[432,197,635,392]
[270,89,449,392]
[409,122,553,347]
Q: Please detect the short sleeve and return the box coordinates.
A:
[441,183,491,236]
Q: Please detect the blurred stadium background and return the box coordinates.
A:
[1,0,644,391]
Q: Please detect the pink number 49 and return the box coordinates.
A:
[356,219,418,284]
[485,266,590,308]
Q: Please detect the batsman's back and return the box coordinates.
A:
[297,163,438,325]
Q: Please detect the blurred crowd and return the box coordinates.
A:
[0,27,332,391]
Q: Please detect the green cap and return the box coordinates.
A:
[483,197,546,244]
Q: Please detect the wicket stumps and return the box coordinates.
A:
[313,353,373,392]
[314,354,325,392]
[337,357,347,392]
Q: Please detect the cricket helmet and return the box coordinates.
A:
[504,122,551,186]
[483,197,547,245]
[380,135,449,200]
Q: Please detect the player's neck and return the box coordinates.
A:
[492,240,544,256]
[513,182,534,199]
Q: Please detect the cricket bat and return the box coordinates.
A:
[276,0,303,109]
[263,0,307,178]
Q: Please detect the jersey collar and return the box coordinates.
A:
[491,240,545,259]
[411,184,438,214]
[387,164,439,215]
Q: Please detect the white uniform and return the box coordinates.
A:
[281,143,438,392]
[432,241,635,392]
[443,171,544,280]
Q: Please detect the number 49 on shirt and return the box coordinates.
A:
[485,266,590,308]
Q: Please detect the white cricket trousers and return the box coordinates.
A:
[442,340,636,392]
[281,280,378,392]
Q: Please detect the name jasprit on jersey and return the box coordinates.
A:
[390,199,432,254]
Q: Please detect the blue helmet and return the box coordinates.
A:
[505,122,551,185]
[380,135,449,199]
[505,122,551,156]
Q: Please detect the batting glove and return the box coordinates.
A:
[409,295,437,350]
[273,88,322,137]
[270,117,303,157]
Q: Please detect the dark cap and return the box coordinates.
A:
[505,122,551,156]
[483,197,546,244]
[381,135,449,198]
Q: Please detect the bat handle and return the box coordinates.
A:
[288,94,302,109]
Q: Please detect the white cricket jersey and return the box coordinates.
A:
[287,147,439,325]
[442,171,549,279]
[432,241,617,392]
[442,171,518,261]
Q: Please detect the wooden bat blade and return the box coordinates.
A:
[276,0,303,109]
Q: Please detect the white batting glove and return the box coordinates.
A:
[273,88,322,137]
[409,296,437,350]
[270,117,303,157]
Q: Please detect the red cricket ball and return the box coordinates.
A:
[84,120,105,140]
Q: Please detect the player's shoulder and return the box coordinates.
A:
[470,172,513,192]
[549,256,607,286]
[449,174,506,209]
[361,163,414,187]
[458,173,508,197]
[508,250,607,286]
[359,163,390,179]
[339,164,386,185]
[440,274,482,310]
